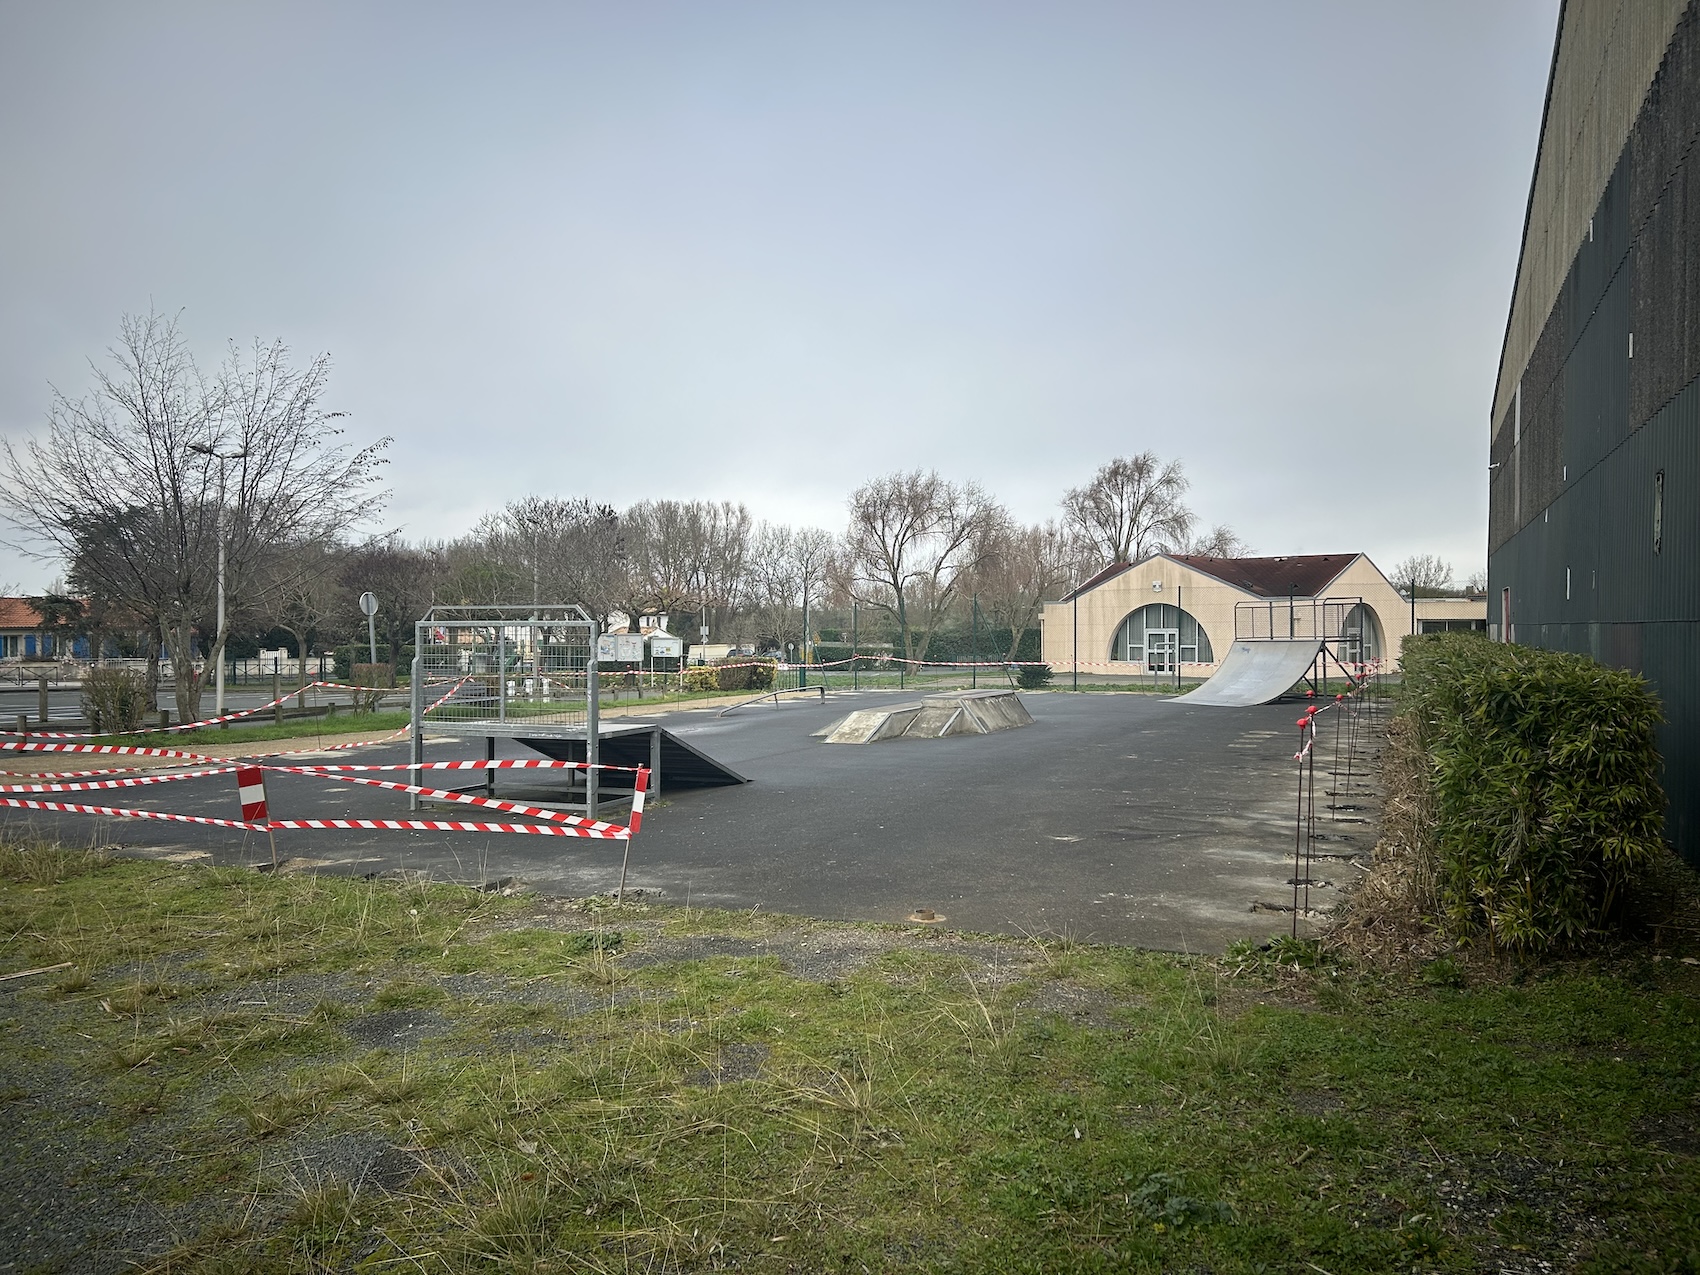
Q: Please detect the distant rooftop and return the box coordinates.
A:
[1168,553,1358,598]
[1062,553,1361,602]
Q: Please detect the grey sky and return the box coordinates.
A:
[0,1,1558,593]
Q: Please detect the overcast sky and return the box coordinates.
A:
[0,1,1559,593]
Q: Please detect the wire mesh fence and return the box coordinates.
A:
[416,607,595,728]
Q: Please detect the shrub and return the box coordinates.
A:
[81,666,150,734]
[713,658,777,692]
[351,662,395,689]
[1399,633,1666,955]
[1016,663,1053,689]
[683,666,720,692]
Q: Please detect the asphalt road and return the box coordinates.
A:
[1,690,1379,952]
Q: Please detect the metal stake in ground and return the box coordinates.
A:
[1292,720,1305,938]
[1305,713,1317,920]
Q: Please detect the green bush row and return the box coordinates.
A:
[678,659,778,693]
[1399,633,1666,954]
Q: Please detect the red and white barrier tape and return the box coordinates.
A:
[0,676,469,742]
[0,737,648,841]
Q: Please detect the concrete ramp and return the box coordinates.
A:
[817,689,1034,744]
[1171,640,1322,707]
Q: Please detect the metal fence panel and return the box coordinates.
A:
[416,607,594,729]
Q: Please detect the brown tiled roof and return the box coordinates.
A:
[1059,561,1135,602]
[0,597,46,630]
[1167,554,1358,598]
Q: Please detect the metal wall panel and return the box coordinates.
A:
[1492,0,1692,440]
[1489,4,1700,861]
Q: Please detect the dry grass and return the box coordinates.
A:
[1322,714,1449,969]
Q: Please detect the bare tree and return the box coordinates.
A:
[1178,524,1253,558]
[685,501,752,641]
[1062,453,1195,568]
[973,519,1080,659]
[503,497,627,624]
[1462,567,1488,594]
[1389,553,1454,594]
[341,537,440,678]
[256,540,343,689]
[624,500,700,622]
[744,522,835,652]
[845,470,1002,661]
[1,311,388,721]
[433,498,627,628]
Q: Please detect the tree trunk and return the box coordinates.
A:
[287,626,311,690]
[164,617,203,723]
[145,622,162,716]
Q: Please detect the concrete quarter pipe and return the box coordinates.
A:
[1170,639,1323,707]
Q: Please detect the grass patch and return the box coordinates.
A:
[2,847,1698,1270]
[90,709,413,749]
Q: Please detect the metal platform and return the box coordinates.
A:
[409,604,745,817]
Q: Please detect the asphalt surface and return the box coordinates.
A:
[1,690,1379,952]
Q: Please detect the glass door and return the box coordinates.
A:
[1146,629,1178,674]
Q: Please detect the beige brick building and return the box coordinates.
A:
[1039,553,1485,678]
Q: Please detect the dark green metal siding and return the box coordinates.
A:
[1489,2,1700,860]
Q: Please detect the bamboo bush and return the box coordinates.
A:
[1399,633,1667,955]
[80,666,150,734]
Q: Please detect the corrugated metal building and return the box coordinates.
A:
[1488,0,1700,858]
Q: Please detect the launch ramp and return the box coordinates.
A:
[1171,640,1324,707]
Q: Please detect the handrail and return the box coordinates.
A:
[717,684,828,716]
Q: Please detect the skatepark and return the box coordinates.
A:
[0,613,1381,951]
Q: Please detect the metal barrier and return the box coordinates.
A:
[415,607,595,730]
[411,605,604,816]
[717,684,828,716]
[1234,596,1382,668]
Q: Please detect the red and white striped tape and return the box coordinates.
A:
[0,766,236,794]
[0,736,648,841]
[0,676,469,742]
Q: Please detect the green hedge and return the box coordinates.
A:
[1400,633,1666,954]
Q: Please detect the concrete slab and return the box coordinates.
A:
[819,688,1033,743]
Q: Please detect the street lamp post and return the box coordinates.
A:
[188,441,248,717]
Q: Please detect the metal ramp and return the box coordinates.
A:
[1170,640,1324,707]
[518,724,748,791]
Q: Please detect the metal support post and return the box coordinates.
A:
[409,655,424,812]
[37,674,47,725]
[484,736,496,798]
[971,593,978,689]
[273,663,282,724]
[851,601,859,690]
[586,625,600,821]
[497,628,508,723]
[650,726,662,803]
[1175,583,1182,690]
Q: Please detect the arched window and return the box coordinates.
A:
[1109,603,1215,669]
[1338,603,1384,664]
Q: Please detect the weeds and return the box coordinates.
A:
[5,845,1700,1272]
